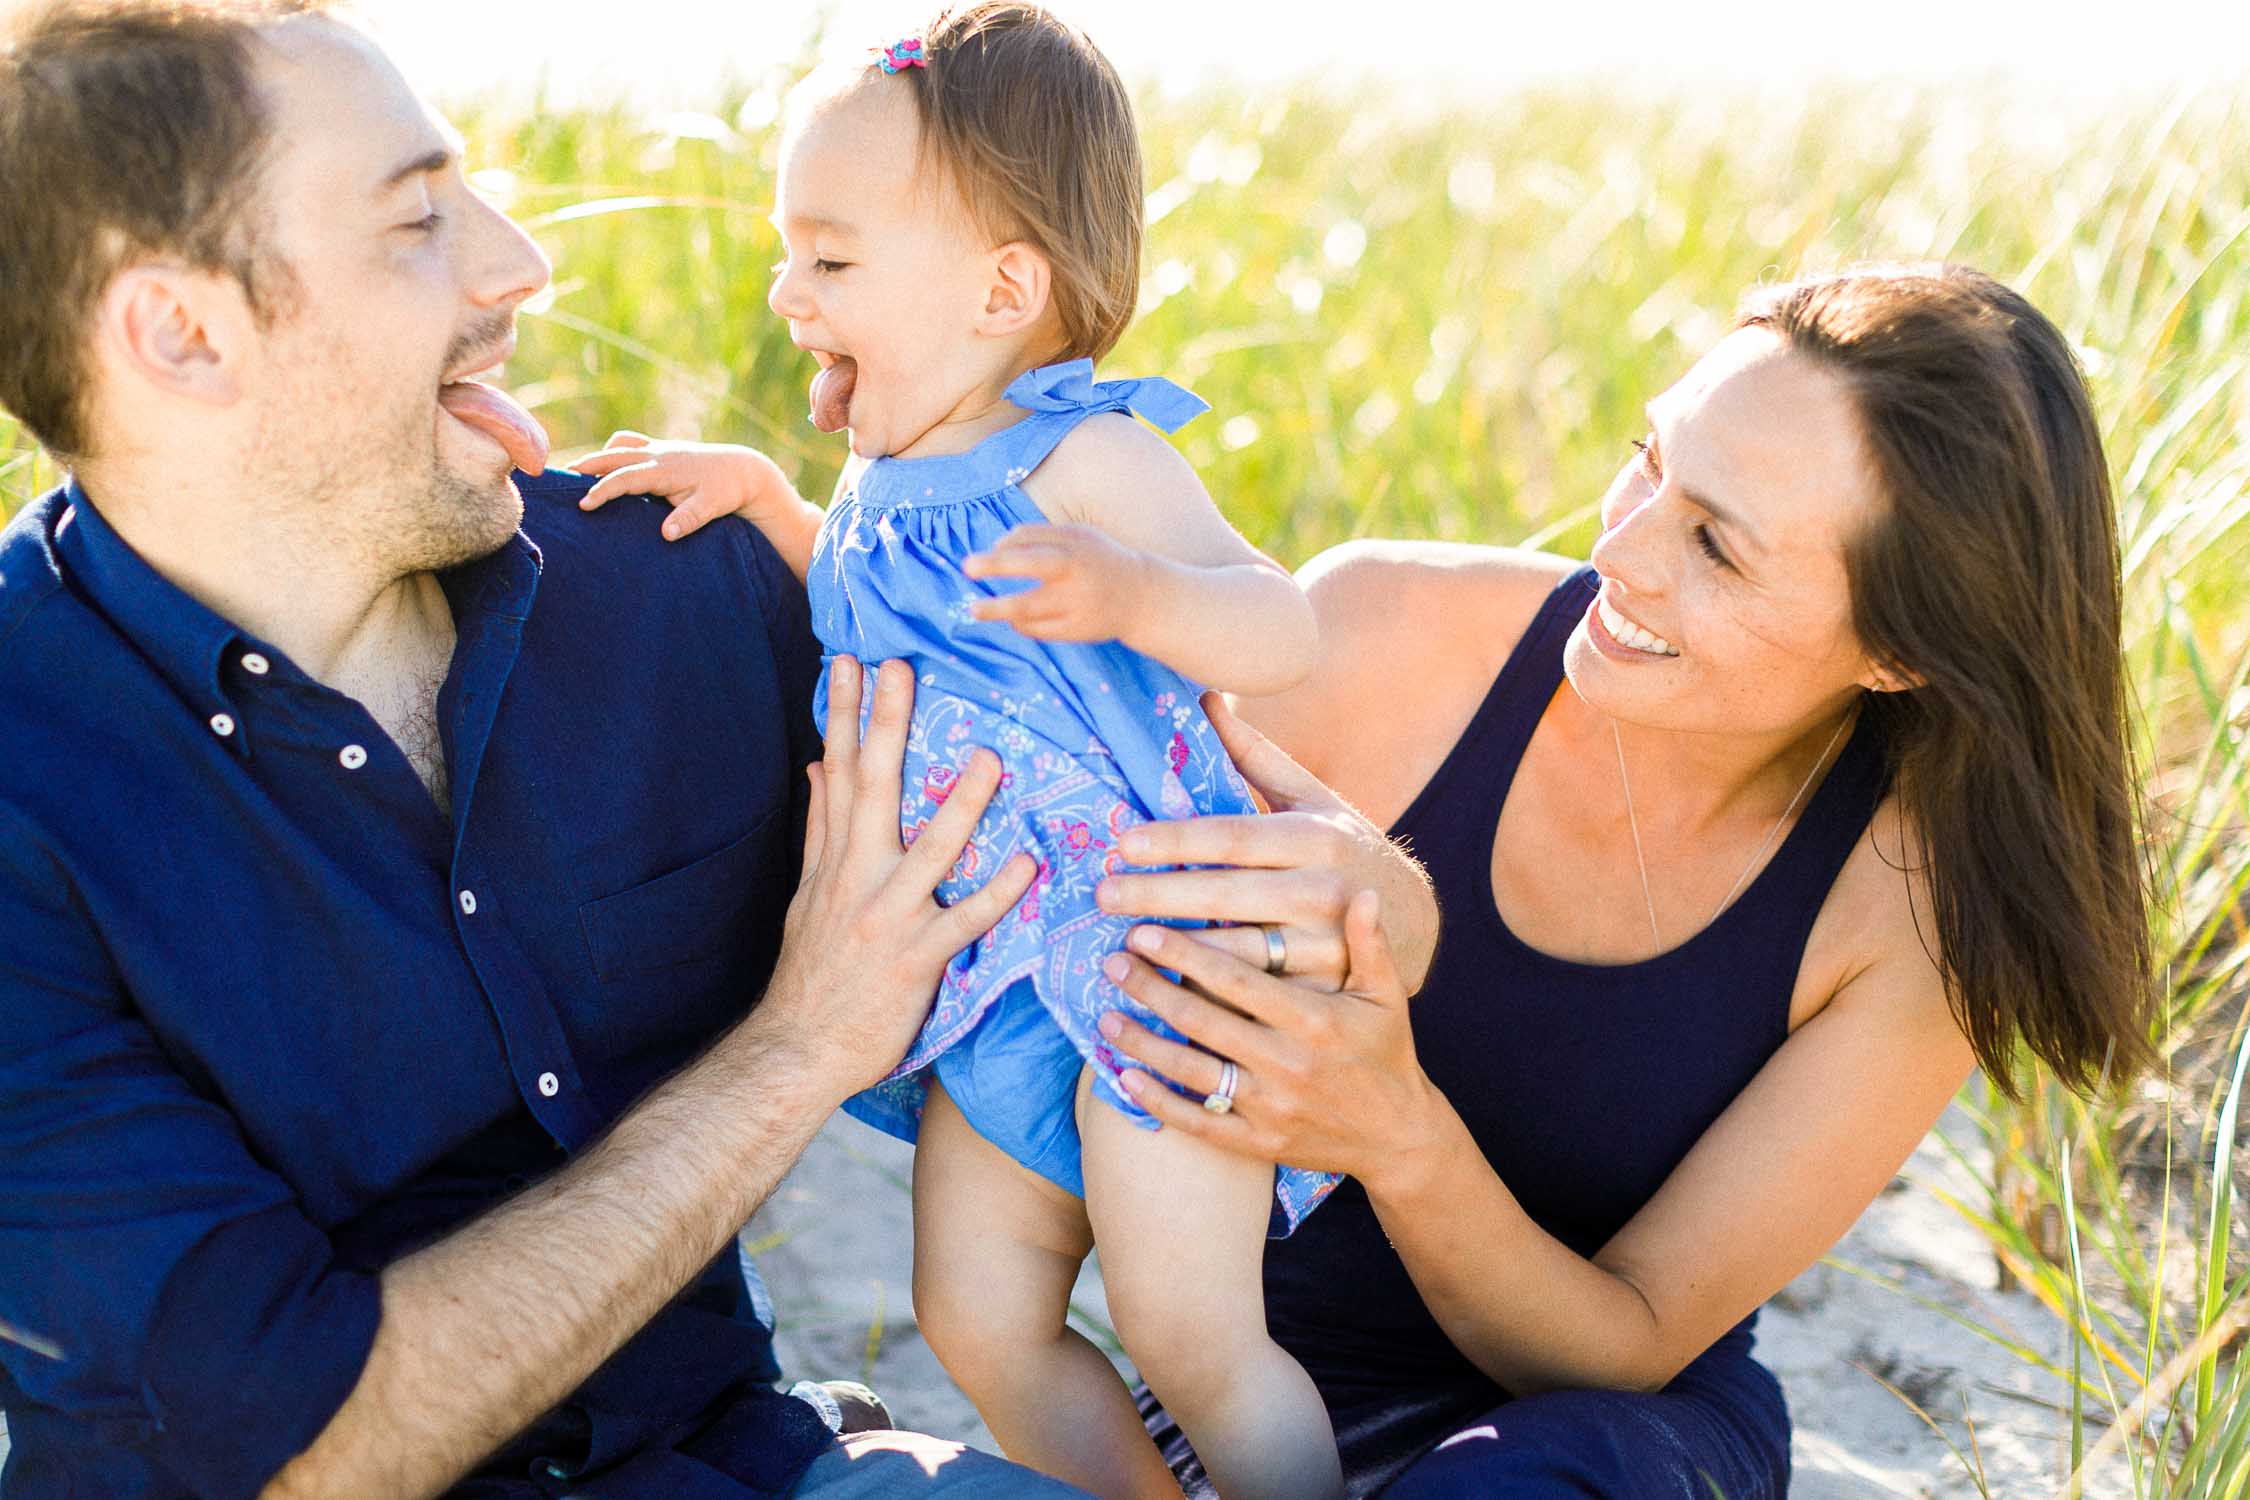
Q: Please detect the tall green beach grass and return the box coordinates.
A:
[5,75,2248,1493]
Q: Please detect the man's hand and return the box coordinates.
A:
[750,656,1037,1097]
[962,524,1151,644]
[574,432,797,542]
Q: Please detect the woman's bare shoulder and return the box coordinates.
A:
[1238,541,1581,817]
[1299,540,1578,668]
[1796,787,1957,1038]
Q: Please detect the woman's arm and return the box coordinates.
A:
[1098,833,1976,1395]
[972,413,1317,696]
[1091,542,1572,996]
[1099,538,1974,1389]
[1373,900,1972,1392]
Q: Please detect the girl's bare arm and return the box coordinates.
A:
[977,413,1316,696]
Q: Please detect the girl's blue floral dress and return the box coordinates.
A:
[811,359,1337,1236]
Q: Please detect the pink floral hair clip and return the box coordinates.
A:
[879,37,927,73]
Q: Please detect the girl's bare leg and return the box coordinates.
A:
[1079,1071,1344,1500]
[912,1079,1182,1500]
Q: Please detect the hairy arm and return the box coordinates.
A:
[263,661,1033,1499]
[999,413,1318,696]
[264,1018,836,1496]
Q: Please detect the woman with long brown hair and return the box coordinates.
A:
[1094,263,2155,1496]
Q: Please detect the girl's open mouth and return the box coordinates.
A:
[810,354,858,434]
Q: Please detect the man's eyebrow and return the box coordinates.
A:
[379,124,467,193]
[379,146,453,192]
[1644,405,1765,553]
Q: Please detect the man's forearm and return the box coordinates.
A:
[261,1011,843,1500]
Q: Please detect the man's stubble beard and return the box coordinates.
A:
[247,355,524,584]
[406,445,524,575]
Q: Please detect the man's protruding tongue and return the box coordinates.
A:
[809,357,858,434]
[439,380,551,474]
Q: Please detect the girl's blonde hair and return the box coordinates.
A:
[869,2,1143,363]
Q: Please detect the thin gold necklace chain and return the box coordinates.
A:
[1610,709,1854,952]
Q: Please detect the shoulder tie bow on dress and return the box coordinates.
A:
[1001,359,1211,434]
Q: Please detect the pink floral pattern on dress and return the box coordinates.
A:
[811,360,1339,1237]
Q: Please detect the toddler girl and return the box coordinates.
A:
[577,8,1341,1498]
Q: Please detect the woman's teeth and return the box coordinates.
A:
[1598,595,1679,657]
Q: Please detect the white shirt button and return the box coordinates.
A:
[209,713,235,737]
[458,889,478,915]
[240,652,270,676]
[537,1072,560,1098]
[339,744,368,770]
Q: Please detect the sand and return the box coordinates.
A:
[750,1104,2091,1498]
[0,1111,2091,1495]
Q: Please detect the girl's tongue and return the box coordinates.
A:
[810,357,858,434]
[437,379,551,474]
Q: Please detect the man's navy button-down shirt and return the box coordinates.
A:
[0,472,832,1497]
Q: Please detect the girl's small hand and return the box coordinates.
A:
[963,524,1151,643]
[574,432,795,542]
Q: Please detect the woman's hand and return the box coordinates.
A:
[1093,693,1439,992]
[1096,891,1450,1184]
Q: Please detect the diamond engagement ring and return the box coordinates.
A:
[1261,924,1288,975]
[1204,1060,1239,1115]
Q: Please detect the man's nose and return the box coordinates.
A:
[467,197,552,313]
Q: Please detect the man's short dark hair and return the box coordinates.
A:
[0,0,332,460]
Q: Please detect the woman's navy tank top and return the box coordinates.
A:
[1262,561,1891,1406]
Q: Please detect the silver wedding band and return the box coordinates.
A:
[1204,1060,1239,1115]
[1261,924,1288,976]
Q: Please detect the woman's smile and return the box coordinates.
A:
[1588,588,1681,660]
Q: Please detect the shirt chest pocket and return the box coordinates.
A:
[577,807,794,1014]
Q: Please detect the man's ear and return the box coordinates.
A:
[977,240,1053,341]
[96,264,253,408]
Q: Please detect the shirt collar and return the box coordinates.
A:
[442,519,543,625]
[52,478,546,756]
[54,478,251,749]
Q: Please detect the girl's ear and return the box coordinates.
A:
[978,240,1053,341]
